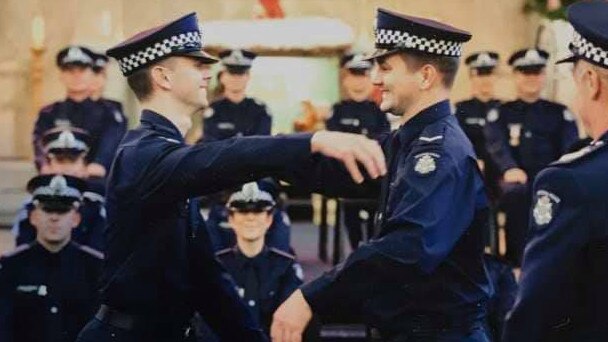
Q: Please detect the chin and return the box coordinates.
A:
[379,100,393,112]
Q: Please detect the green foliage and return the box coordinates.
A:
[523,0,579,20]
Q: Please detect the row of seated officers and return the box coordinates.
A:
[0,41,582,341]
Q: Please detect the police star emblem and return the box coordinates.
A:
[533,190,560,226]
[414,153,437,175]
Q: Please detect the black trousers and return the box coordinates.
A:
[76,318,195,342]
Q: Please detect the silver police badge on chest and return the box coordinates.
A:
[414,153,439,175]
[533,190,560,226]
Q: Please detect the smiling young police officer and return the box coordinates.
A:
[75,12,385,342]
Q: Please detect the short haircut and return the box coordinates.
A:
[126,67,154,101]
[399,51,460,88]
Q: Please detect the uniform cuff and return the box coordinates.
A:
[300,275,332,314]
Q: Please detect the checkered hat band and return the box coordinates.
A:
[375,28,463,57]
[118,31,202,74]
[572,31,608,67]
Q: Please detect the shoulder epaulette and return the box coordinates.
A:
[73,243,104,260]
[552,140,606,166]
[417,121,448,145]
[215,248,233,257]
[83,191,105,204]
[1,242,34,259]
[269,247,295,260]
[39,102,59,114]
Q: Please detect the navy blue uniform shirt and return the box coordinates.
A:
[504,133,608,341]
[326,100,390,137]
[216,246,303,333]
[202,97,272,141]
[301,101,492,336]
[455,98,501,161]
[484,99,578,178]
[33,98,126,171]
[96,98,128,168]
[0,242,103,342]
[101,110,316,340]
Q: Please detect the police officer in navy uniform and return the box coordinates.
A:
[14,127,106,251]
[272,8,492,341]
[33,45,124,179]
[216,183,304,334]
[504,1,608,340]
[327,53,390,249]
[0,174,103,342]
[75,12,385,342]
[89,50,128,164]
[202,49,272,142]
[484,48,579,266]
[326,53,390,136]
[206,178,292,252]
[455,51,502,201]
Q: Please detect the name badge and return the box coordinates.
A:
[217,122,235,130]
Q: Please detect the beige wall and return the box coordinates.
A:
[0,0,539,158]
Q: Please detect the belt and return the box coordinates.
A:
[95,305,193,339]
[95,304,138,330]
[370,315,484,340]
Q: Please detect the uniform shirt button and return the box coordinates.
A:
[50,306,58,314]
[248,300,256,307]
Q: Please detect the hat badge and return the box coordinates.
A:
[57,131,76,147]
[49,175,68,195]
[231,50,245,63]
[241,182,261,200]
[524,49,542,63]
[63,47,91,64]
[478,53,492,65]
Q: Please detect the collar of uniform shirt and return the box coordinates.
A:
[140,110,185,143]
[395,100,451,145]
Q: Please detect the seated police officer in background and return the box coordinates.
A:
[0,174,103,342]
[88,50,128,153]
[76,12,385,342]
[13,127,107,251]
[217,182,304,335]
[455,51,502,201]
[33,45,124,179]
[272,8,492,342]
[202,49,272,141]
[504,1,608,340]
[484,48,579,266]
[201,48,279,248]
[206,177,292,252]
[326,52,390,250]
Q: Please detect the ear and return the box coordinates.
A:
[418,64,438,90]
[586,67,602,101]
[29,209,41,229]
[70,211,82,229]
[150,65,172,91]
